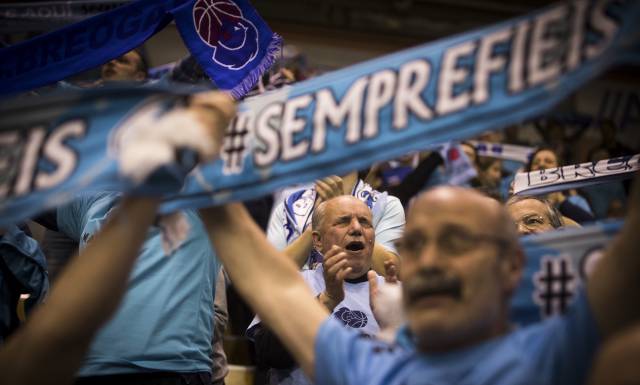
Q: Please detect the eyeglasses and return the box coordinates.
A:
[514,214,550,232]
[395,226,510,259]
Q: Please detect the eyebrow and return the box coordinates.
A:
[521,213,545,220]
[438,223,473,235]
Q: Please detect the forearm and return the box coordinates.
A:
[317,291,341,312]
[372,242,400,278]
[201,203,329,377]
[283,228,313,268]
[588,207,640,338]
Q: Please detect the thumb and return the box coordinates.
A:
[368,270,378,309]
[384,260,399,284]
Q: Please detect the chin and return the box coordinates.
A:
[409,311,471,352]
[348,264,367,278]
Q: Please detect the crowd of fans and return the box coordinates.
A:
[0,44,638,385]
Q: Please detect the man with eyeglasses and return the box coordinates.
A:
[200,177,640,385]
[506,195,563,235]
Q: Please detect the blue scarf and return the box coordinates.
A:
[1,0,640,227]
[0,0,281,98]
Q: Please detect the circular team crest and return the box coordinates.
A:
[335,307,368,328]
[193,0,259,70]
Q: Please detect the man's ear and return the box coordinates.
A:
[311,230,322,251]
[501,246,525,297]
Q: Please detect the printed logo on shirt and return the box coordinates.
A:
[334,307,368,328]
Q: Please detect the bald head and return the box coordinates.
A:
[409,186,519,251]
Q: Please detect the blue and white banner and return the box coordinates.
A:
[1,0,640,227]
[437,143,477,186]
[510,220,622,326]
[513,154,640,195]
[0,0,281,99]
[470,141,535,163]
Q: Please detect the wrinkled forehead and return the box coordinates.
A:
[325,196,372,219]
[507,198,549,218]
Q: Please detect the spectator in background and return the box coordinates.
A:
[249,196,393,385]
[100,49,148,82]
[525,147,595,224]
[475,156,504,201]
[506,195,564,235]
[267,171,403,276]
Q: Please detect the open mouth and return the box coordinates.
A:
[345,241,365,252]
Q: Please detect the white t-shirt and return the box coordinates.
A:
[247,266,384,385]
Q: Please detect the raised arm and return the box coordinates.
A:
[0,90,235,385]
[200,203,330,378]
[0,196,160,385]
[588,172,640,339]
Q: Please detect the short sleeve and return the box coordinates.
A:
[56,195,92,241]
[266,201,289,250]
[314,317,400,385]
[56,192,116,242]
[374,195,405,254]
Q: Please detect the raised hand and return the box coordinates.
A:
[117,90,235,184]
[369,260,404,342]
[319,245,351,311]
[315,175,344,207]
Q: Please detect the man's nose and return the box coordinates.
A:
[418,241,443,266]
[348,217,363,234]
[516,222,530,235]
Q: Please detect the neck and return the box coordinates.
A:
[344,271,369,283]
[415,309,511,354]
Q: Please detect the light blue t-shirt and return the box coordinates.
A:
[57,192,219,376]
[315,289,599,385]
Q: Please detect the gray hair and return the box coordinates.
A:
[505,195,563,229]
[311,200,328,231]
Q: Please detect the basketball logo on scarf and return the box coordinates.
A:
[193,0,259,70]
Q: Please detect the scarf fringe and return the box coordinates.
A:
[229,33,283,100]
